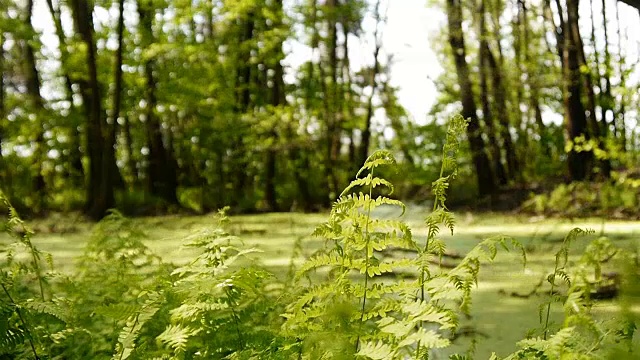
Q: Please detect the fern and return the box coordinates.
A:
[155,207,287,358]
[112,291,162,360]
[285,149,420,358]
[542,227,594,340]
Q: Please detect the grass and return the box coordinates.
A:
[2,207,639,358]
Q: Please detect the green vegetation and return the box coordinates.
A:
[2,0,640,357]
[2,118,638,359]
[1,0,639,219]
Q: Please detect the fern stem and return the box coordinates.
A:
[543,255,560,340]
[1,283,40,360]
[356,170,375,353]
[225,287,244,350]
[16,221,46,302]
[119,315,140,360]
[416,144,448,358]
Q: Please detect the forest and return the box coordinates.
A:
[0,0,636,219]
[1,0,640,359]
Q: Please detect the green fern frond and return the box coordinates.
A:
[112,292,162,360]
[157,324,200,353]
[23,297,70,323]
[398,328,450,349]
[356,340,395,359]
[355,150,397,178]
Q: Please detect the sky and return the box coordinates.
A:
[28,0,640,126]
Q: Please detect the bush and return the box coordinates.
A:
[523,176,640,219]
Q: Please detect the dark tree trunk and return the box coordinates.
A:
[615,2,627,151]
[485,44,520,182]
[477,0,508,186]
[564,0,592,181]
[231,9,255,209]
[447,0,495,196]
[601,0,616,140]
[99,0,126,207]
[138,0,179,204]
[123,115,137,185]
[521,0,551,157]
[45,0,84,183]
[0,31,7,193]
[69,0,116,219]
[587,0,611,176]
[265,0,286,212]
[206,0,214,39]
[24,0,47,214]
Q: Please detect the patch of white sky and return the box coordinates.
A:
[25,0,640,132]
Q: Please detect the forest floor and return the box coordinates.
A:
[2,208,640,358]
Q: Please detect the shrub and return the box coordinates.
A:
[523,178,640,219]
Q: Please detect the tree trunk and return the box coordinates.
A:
[24,0,47,214]
[615,2,627,151]
[99,0,126,208]
[563,0,592,181]
[359,0,383,167]
[325,0,340,200]
[342,24,357,175]
[265,0,286,212]
[601,0,616,141]
[69,0,116,219]
[0,31,7,193]
[521,0,551,157]
[588,0,611,176]
[447,0,495,196]
[45,0,84,183]
[485,43,519,181]
[477,0,507,185]
[123,115,137,185]
[138,0,178,204]
[231,9,255,209]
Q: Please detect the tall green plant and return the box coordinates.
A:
[285,115,525,359]
[0,191,69,359]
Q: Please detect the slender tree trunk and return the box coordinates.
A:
[521,0,551,157]
[231,9,255,209]
[342,24,357,174]
[206,0,214,39]
[615,2,627,151]
[123,115,137,185]
[601,0,616,141]
[45,0,84,183]
[138,0,179,204]
[264,0,286,212]
[588,0,611,176]
[325,0,340,199]
[513,0,529,157]
[98,0,126,210]
[359,0,383,166]
[0,31,7,193]
[563,0,592,181]
[299,0,323,208]
[477,0,507,185]
[24,0,47,214]
[447,0,495,196]
[483,0,519,181]
[485,38,519,181]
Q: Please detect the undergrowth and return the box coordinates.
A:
[1,115,638,359]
